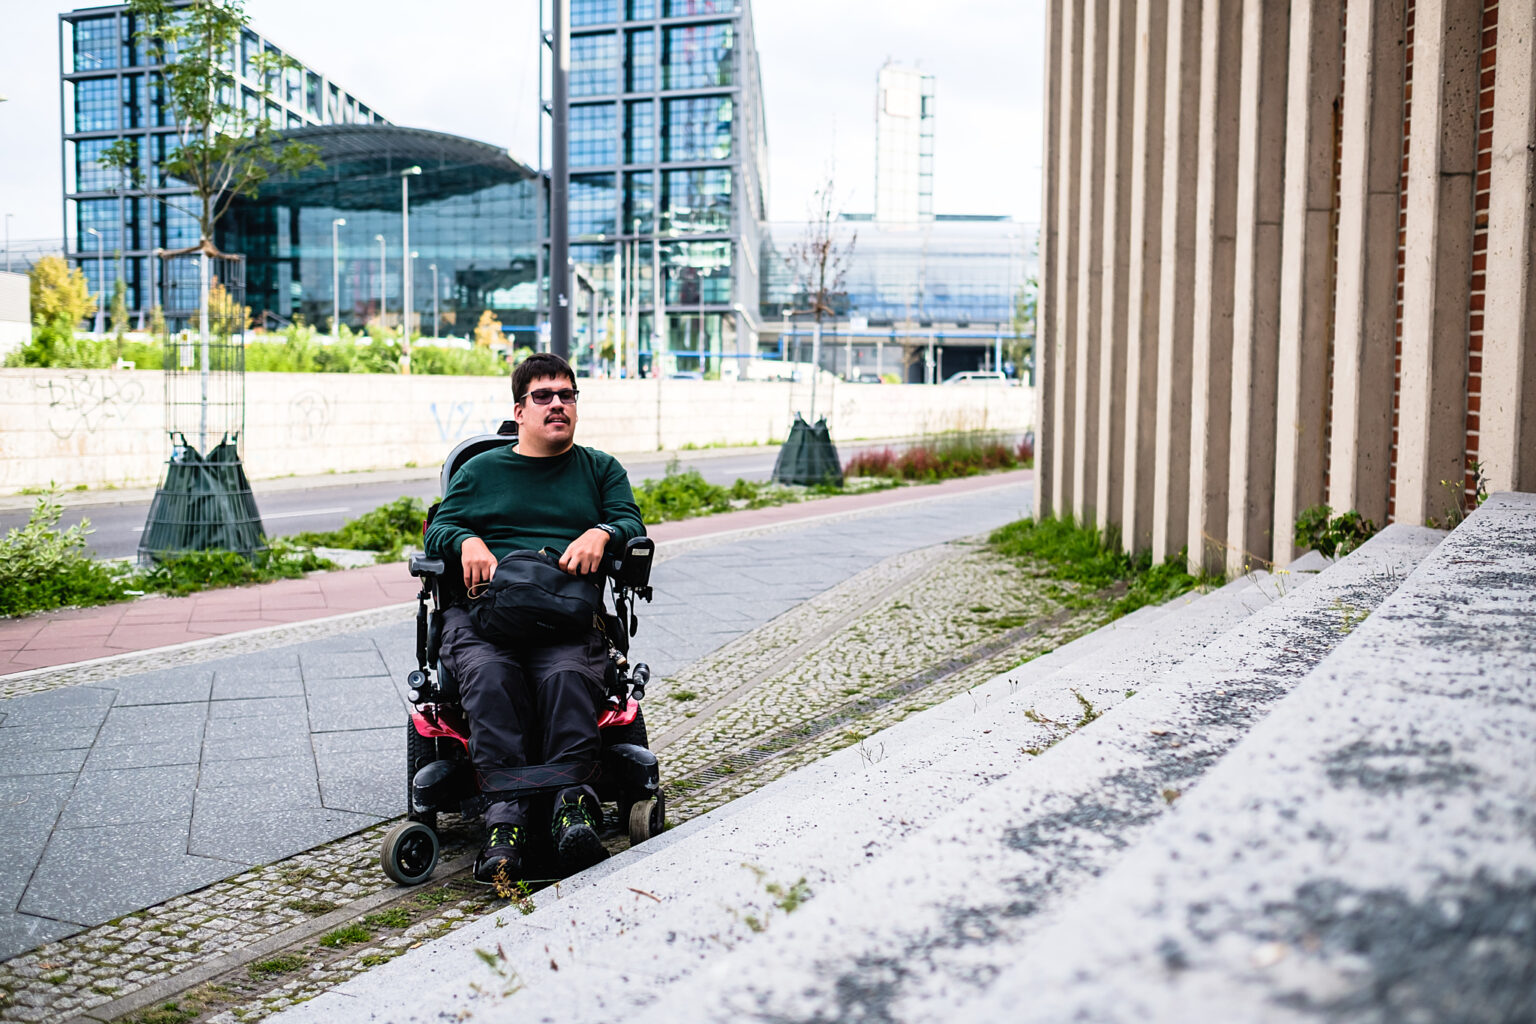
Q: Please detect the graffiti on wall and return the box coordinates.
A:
[429,397,514,442]
[37,374,146,440]
[288,390,333,443]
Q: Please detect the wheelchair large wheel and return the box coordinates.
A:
[381,820,440,886]
[407,720,439,831]
[628,790,666,847]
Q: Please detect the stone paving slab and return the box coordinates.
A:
[0,478,1032,964]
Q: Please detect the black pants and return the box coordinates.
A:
[439,606,608,829]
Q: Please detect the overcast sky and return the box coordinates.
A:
[0,0,1044,248]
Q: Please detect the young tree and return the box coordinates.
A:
[474,309,502,349]
[99,0,321,248]
[784,176,856,418]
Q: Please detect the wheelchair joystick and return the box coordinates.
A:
[630,662,650,702]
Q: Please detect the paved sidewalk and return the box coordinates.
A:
[0,473,1025,680]
[0,472,1031,961]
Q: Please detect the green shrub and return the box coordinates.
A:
[293,496,427,559]
[633,461,734,523]
[1294,504,1379,558]
[0,493,134,617]
[409,344,509,376]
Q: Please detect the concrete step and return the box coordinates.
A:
[607,523,1446,1024]
[268,567,1298,1024]
[954,494,1536,1022]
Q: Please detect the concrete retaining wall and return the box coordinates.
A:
[0,369,1032,492]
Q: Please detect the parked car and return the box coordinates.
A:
[941,370,1011,385]
[849,373,884,384]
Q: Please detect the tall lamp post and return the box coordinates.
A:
[428,263,439,339]
[400,165,421,370]
[374,234,385,330]
[86,227,103,335]
[331,217,346,336]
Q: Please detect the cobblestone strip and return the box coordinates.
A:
[4,530,1107,1024]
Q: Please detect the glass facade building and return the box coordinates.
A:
[555,0,770,376]
[59,2,386,320]
[218,126,540,335]
[761,215,1035,383]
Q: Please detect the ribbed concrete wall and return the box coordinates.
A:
[1038,0,1536,570]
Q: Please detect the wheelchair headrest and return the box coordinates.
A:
[440,425,518,495]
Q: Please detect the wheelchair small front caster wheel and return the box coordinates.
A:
[381,820,440,885]
[628,791,666,847]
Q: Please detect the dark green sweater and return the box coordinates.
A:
[424,444,645,564]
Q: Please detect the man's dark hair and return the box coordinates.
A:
[512,353,577,403]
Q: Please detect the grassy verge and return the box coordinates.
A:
[633,460,896,525]
[0,493,336,618]
[291,496,428,561]
[845,432,1034,483]
[989,515,1221,618]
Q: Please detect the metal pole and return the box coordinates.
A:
[401,166,421,369]
[549,0,571,358]
[87,228,103,335]
[430,263,439,339]
[4,213,11,273]
[375,234,385,329]
[810,317,822,419]
[198,248,209,452]
[332,217,345,335]
[652,241,665,374]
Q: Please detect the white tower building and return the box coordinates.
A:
[874,61,935,224]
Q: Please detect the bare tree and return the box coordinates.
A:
[785,176,856,418]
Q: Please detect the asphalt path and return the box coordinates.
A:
[4,437,998,560]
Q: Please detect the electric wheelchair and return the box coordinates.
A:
[379,421,664,886]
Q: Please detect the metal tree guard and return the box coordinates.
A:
[137,242,266,564]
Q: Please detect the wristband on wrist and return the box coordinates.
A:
[595,523,619,541]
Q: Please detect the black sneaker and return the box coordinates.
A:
[551,799,609,875]
[473,823,526,886]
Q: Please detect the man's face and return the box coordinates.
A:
[513,373,579,455]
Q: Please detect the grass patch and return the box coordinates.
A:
[359,952,397,967]
[284,898,341,916]
[414,888,459,908]
[668,689,699,702]
[989,515,1220,618]
[247,953,306,980]
[318,923,371,948]
[361,907,412,930]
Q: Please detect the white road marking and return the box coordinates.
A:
[132,506,352,531]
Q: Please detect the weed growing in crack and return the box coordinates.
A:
[735,864,813,933]
[472,945,525,997]
[248,954,305,981]
[1073,691,1100,728]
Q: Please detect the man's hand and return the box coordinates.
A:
[558,528,611,576]
[460,536,497,591]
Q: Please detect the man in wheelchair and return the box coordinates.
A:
[422,353,646,884]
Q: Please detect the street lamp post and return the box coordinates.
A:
[331,217,346,336]
[428,263,439,339]
[374,234,385,330]
[86,227,102,335]
[400,166,421,370]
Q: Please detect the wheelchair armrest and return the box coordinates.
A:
[409,553,446,579]
[606,536,655,589]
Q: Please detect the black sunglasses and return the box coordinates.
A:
[519,387,580,405]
